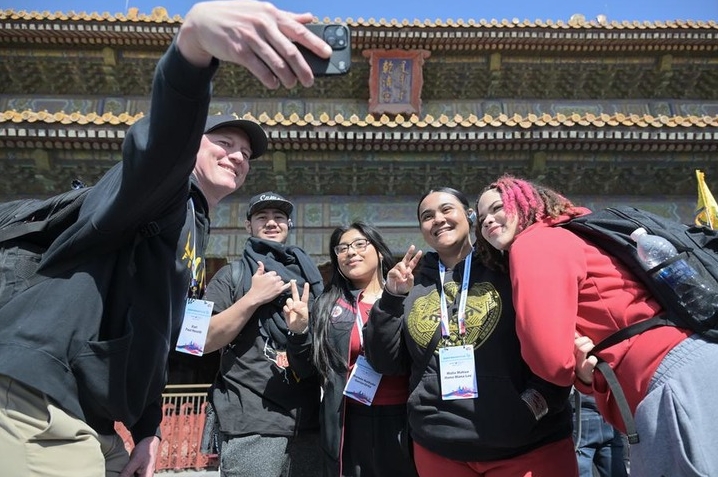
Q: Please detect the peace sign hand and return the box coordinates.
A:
[283,279,310,334]
[385,245,423,295]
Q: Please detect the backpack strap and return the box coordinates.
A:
[591,314,674,354]
[572,389,581,452]
[230,260,245,303]
[594,360,640,444]
[587,313,674,445]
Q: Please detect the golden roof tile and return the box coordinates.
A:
[3,8,717,28]
[3,110,718,131]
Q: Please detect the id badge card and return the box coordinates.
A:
[175,298,214,356]
[439,345,478,400]
[343,355,382,406]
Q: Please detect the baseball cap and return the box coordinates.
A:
[246,191,294,219]
[204,114,268,159]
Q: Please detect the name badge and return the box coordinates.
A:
[343,355,383,406]
[175,298,214,356]
[439,345,478,400]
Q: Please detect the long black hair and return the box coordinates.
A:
[312,221,396,384]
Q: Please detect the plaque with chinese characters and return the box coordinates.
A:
[364,49,431,115]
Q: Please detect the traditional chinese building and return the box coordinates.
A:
[2,7,717,268]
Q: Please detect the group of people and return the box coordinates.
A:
[0,1,716,477]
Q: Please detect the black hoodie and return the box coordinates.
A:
[0,41,215,443]
[364,251,573,461]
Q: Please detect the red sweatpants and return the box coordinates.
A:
[413,436,578,477]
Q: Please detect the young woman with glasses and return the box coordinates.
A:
[311,222,417,477]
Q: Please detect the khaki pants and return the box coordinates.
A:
[0,374,130,477]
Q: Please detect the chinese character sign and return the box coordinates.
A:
[379,58,413,105]
[364,49,431,115]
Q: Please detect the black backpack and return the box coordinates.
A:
[0,185,92,309]
[0,183,174,310]
[562,206,718,443]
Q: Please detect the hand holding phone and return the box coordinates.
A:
[298,24,351,76]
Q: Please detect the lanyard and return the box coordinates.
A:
[438,253,472,338]
[354,305,365,349]
[188,199,200,299]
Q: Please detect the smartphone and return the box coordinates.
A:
[298,24,351,76]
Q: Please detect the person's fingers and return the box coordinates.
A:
[300,282,310,303]
[401,245,416,265]
[255,261,265,275]
[250,10,330,89]
[289,279,299,300]
[407,249,423,270]
[248,26,300,89]
[283,12,333,58]
[236,54,284,90]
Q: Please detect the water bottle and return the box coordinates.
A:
[630,227,717,321]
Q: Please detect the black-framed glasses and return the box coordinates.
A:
[334,238,371,255]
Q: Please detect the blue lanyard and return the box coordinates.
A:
[438,254,472,338]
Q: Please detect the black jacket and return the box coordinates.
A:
[205,238,323,437]
[0,41,216,443]
[315,295,355,476]
[364,251,573,461]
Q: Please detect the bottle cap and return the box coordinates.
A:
[630,227,647,242]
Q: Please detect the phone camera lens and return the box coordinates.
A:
[325,26,346,49]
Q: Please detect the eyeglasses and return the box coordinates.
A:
[334,238,371,255]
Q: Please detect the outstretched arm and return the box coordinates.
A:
[176,0,331,89]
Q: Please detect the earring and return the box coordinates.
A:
[467,210,477,226]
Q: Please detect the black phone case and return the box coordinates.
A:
[299,24,351,76]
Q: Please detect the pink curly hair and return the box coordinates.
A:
[474,174,578,271]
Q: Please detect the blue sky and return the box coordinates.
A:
[3,0,717,22]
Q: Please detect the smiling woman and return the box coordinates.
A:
[416,187,475,270]
[310,222,416,477]
[473,174,718,477]
[363,185,578,477]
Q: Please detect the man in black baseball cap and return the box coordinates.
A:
[245,191,294,219]
[194,115,268,208]
[0,1,333,476]
[203,189,323,477]
[204,114,268,159]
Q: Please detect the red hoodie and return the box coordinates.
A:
[508,207,691,432]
